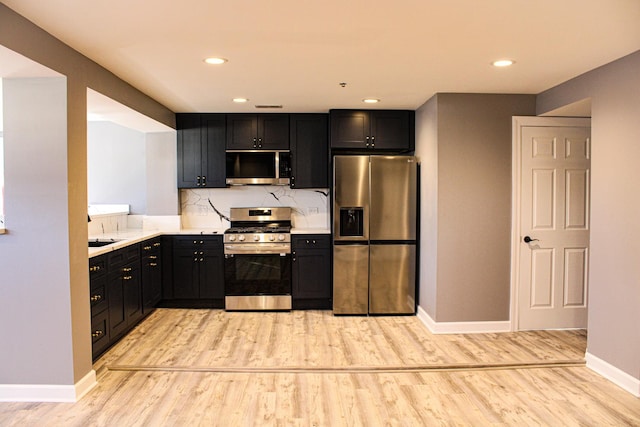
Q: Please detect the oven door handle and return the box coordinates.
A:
[224,244,291,255]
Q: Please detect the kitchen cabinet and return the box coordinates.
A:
[141,237,162,314]
[89,254,109,359]
[170,236,224,307]
[107,244,143,340]
[226,114,289,150]
[292,234,332,309]
[177,113,226,188]
[330,110,414,152]
[290,114,329,188]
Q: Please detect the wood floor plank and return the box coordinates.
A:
[2,309,639,426]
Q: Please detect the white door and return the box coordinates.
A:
[513,117,591,330]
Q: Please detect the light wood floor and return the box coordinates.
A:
[1,309,639,426]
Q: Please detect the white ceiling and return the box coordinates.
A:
[2,0,640,114]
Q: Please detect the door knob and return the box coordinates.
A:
[523,236,539,243]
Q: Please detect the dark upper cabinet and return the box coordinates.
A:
[292,234,332,309]
[289,114,328,189]
[226,114,289,150]
[177,113,226,188]
[330,110,414,152]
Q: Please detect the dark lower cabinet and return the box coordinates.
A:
[166,235,225,308]
[141,237,163,314]
[107,245,142,340]
[90,239,164,361]
[292,234,332,309]
[89,254,109,359]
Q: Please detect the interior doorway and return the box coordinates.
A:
[511,116,591,331]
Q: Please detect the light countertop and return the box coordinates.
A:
[89,227,330,257]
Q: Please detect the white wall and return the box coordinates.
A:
[87,121,146,214]
[0,77,78,385]
[145,131,178,215]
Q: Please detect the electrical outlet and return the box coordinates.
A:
[308,207,319,214]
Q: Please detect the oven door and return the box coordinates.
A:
[224,252,292,310]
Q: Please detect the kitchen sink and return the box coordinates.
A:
[88,239,122,247]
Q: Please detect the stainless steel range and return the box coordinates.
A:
[223,207,292,310]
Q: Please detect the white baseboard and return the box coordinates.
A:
[0,369,97,402]
[417,306,512,334]
[586,352,640,397]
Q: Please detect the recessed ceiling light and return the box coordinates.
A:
[363,98,380,104]
[233,98,249,103]
[204,57,227,65]
[492,59,515,67]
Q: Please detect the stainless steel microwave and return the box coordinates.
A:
[225,150,291,185]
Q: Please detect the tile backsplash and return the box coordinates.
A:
[180,187,330,230]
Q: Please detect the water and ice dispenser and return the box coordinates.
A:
[339,207,364,237]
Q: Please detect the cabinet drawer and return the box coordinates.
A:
[141,237,162,253]
[89,279,108,316]
[108,244,140,268]
[89,254,107,277]
[173,235,222,249]
[292,235,331,249]
[91,310,110,357]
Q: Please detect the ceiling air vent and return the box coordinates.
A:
[254,105,283,109]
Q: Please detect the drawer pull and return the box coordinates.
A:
[90,295,102,302]
[149,262,158,267]
[123,275,133,280]
[123,267,132,272]
[92,330,104,338]
[89,265,101,272]
[153,242,161,247]
[149,255,158,260]
[143,245,152,251]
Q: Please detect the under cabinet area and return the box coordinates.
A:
[292,234,332,309]
[167,235,225,308]
[330,110,414,152]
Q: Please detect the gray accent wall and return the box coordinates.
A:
[538,50,640,382]
[415,94,536,322]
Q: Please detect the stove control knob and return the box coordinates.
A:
[269,235,275,241]
[253,235,260,241]
[278,234,285,241]
[229,235,236,242]
[238,235,245,242]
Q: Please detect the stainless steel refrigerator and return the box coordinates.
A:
[333,155,417,315]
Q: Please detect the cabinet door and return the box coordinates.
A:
[226,114,258,149]
[292,235,331,308]
[177,114,203,188]
[200,251,225,300]
[123,261,143,326]
[91,310,110,360]
[141,239,162,314]
[172,249,200,299]
[202,114,227,187]
[258,114,290,149]
[290,114,328,188]
[369,110,413,151]
[107,270,127,338]
[330,110,370,149]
